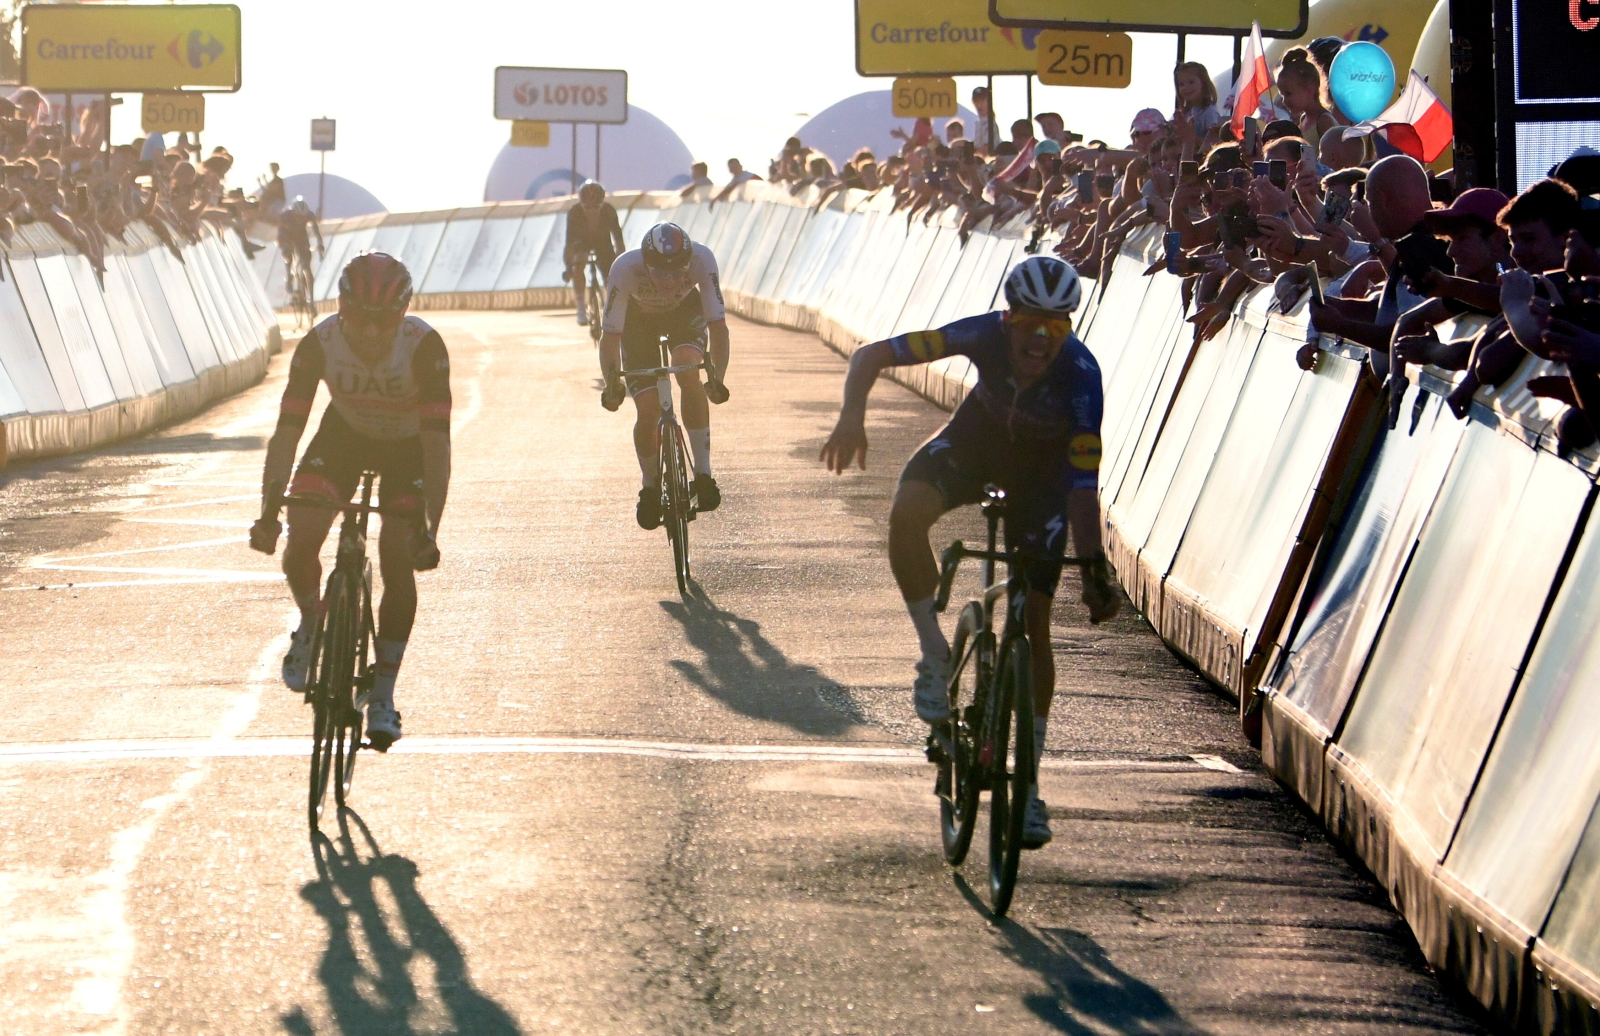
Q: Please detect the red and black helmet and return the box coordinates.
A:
[338,252,413,315]
[640,223,693,272]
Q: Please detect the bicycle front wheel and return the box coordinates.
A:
[588,278,604,344]
[987,635,1034,917]
[334,564,374,808]
[663,421,693,594]
[940,604,990,866]
[309,570,360,827]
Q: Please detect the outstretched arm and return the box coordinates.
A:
[820,340,895,472]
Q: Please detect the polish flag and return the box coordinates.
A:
[1228,22,1272,140]
[1342,71,1454,164]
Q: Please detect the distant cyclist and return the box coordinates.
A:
[251,253,452,752]
[820,255,1119,848]
[565,180,625,326]
[598,222,731,529]
[278,196,324,293]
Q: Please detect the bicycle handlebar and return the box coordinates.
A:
[620,360,709,378]
[933,540,1095,613]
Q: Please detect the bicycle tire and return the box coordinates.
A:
[940,604,990,866]
[309,570,359,826]
[588,277,604,345]
[663,421,693,594]
[987,635,1034,917]
[333,564,374,808]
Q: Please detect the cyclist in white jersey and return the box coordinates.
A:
[250,253,451,751]
[598,223,731,530]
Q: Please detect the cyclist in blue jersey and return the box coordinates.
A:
[821,255,1119,848]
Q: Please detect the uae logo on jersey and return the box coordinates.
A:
[1068,433,1102,471]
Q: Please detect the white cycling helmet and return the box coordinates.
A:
[1003,256,1081,314]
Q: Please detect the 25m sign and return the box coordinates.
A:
[1035,31,1132,89]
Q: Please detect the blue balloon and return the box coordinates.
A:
[1327,41,1396,123]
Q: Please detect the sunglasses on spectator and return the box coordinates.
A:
[1010,311,1074,339]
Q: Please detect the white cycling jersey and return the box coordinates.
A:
[601,243,726,334]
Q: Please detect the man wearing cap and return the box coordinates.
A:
[1392,188,1513,369]
[994,139,1062,207]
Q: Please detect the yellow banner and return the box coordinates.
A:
[22,4,241,93]
[1035,32,1132,88]
[989,0,1305,37]
[511,120,551,147]
[857,0,1039,75]
[141,92,205,133]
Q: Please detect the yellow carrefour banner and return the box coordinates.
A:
[856,0,1040,75]
[22,4,241,93]
[989,0,1306,37]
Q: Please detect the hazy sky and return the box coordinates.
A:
[101,0,1237,213]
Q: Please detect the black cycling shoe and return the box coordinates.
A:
[637,487,664,530]
[694,475,721,513]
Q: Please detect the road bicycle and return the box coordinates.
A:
[585,251,606,347]
[286,247,317,330]
[622,338,714,595]
[927,485,1089,917]
[258,472,386,829]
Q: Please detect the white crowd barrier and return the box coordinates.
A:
[0,219,280,465]
[303,181,1599,1032]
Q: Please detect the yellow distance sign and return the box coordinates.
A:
[141,93,205,133]
[1036,32,1132,88]
[892,78,958,118]
[990,0,1306,38]
[21,4,241,93]
[511,120,550,147]
[857,0,1038,75]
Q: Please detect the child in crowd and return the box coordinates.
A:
[1277,48,1339,144]
[1173,61,1223,149]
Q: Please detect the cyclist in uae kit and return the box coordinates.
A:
[278,196,324,292]
[565,181,625,326]
[598,222,731,530]
[250,253,452,752]
[821,256,1119,848]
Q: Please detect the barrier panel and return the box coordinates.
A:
[0,217,279,464]
[290,182,1600,1030]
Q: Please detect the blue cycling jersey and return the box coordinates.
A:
[884,310,1104,490]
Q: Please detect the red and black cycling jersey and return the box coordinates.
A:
[278,314,452,441]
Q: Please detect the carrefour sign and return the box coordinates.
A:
[21,4,241,93]
[857,0,1039,76]
[494,67,628,124]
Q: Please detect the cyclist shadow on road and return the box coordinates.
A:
[953,875,1208,1036]
[280,808,522,1036]
[659,586,854,737]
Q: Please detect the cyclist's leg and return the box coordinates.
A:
[665,295,712,474]
[283,415,360,621]
[620,312,665,485]
[1005,470,1070,819]
[567,252,587,316]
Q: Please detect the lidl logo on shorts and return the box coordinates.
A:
[905,329,946,362]
[1068,432,1102,471]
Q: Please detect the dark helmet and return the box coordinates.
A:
[338,252,413,315]
[578,180,605,203]
[641,222,693,271]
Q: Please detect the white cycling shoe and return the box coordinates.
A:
[282,626,314,692]
[366,700,402,753]
[575,309,589,326]
[1022,796,1053,849]
[913,653,952,724]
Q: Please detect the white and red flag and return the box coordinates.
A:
[1342,71,1454,163]
[1228,21,1272,139]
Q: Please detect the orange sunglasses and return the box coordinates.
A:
[1009,311,1074,339]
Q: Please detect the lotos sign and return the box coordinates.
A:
[494,67,627,124]
[856,0,1040,75]
[21,4,241,93]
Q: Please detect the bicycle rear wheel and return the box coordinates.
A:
[987,635,1034,917]
[939,603,990,866]
[662,420,693,594]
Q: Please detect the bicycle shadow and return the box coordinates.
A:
[280,809,522,1036]
[951,874,1208,1036]
[658,585,856,737]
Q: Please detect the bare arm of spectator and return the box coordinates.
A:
[1414,268,1502,314]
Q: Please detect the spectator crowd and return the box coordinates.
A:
[700,46,1600,450]
[0,86,268,283]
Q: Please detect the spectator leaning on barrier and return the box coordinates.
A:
[711,158,761,206]
[1391,188,1513,370]
[679,161,714,199]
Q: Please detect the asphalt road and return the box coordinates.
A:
[0,311,1481,1036]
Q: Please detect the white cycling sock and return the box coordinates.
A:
[1028,718,1050,801]
[907,597,950,660]
[371,638,406,706]
[687,427,712,476]
[635,439,659,487]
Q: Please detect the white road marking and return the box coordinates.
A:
[0,735,1242,773]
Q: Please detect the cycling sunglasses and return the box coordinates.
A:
[1010,311,1074,339]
